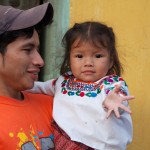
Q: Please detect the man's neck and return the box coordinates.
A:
[0,89,24,100]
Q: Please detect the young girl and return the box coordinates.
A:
[29,22,134,150]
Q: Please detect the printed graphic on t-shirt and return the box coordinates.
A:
[8,125,54,149]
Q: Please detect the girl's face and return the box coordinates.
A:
[70,40,113,82]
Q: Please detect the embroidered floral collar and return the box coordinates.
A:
[61,74,126,97]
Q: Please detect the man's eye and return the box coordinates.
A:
[95,54,102,58]
[23,48,32,54]
[75,55,83,58]
[23,48,32,51]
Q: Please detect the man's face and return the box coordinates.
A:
[0,29,44,94]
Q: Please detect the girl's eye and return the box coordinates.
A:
[95,54,102,58]
[75,54,83,58]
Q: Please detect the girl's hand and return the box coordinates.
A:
[102,85,135,118]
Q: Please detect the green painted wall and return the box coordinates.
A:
[40,0,70,81]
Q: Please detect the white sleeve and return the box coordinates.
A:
[28,79,56,96]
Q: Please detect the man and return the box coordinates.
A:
[0,3,54,149]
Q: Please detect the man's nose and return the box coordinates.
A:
[32,51,44,67]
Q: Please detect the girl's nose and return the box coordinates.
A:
[84,57,94,67]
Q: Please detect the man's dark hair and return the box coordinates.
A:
[0,26,39,55]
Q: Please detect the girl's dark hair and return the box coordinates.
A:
[60,21,123,76]
[0,25,40,55]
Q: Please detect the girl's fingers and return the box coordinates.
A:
[106,109,113,118]
[120,105,132,114]
[114,109,120,118]
[122,96,135,101]
[106,105,132,119]
[113,84,121,93]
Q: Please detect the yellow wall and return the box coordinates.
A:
[70,0,150,150]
